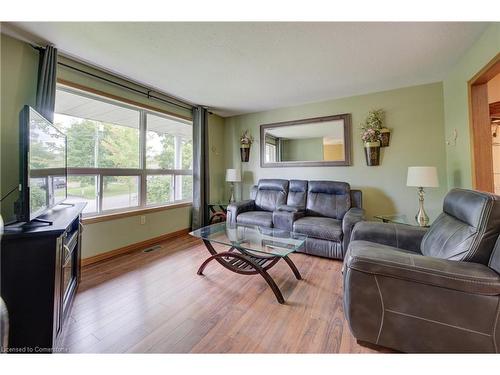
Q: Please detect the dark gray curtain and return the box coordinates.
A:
[192,106,210,229]
[36,45,58,122]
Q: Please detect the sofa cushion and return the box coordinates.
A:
[350,189,363,209]
[306,181,351,219]
[255,179,289,212]
[237,211,273,227]
[287,180,308,207]
[250,185,258,200]
[293,216,342,242]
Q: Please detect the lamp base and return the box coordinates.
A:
[229,182,235,203]
[415,187,429,226]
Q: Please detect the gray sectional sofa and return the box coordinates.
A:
[227,179,364,259]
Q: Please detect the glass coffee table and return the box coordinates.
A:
[190,222,307,304]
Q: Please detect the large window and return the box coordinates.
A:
[54,86,193,216]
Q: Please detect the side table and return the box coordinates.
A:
[374,213,436,228]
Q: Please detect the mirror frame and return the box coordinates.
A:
[260,113,352,168]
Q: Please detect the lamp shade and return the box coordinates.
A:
[407,166,439,188]
[225,168,241,182]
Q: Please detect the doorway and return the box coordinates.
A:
[469,53,500,193]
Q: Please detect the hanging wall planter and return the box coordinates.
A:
[240,130,254,163]
[380,127,391,147]
[360,109,387,166]
[240,144,250,162]
[364,141,381,166]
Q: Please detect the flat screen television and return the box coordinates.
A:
[16,105,67,223]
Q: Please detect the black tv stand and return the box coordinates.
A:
[1,202,86,352]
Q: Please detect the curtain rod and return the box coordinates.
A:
[57,61,193,111]
[32,45,194,112]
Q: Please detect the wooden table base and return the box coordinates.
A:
[197,240,301,304]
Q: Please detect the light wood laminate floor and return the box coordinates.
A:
[61,234,389,353]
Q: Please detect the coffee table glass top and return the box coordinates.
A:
[374,212,437,227]
[190,222,306,257]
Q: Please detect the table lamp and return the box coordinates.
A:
[407,166,439,226]
[226,169,241,203]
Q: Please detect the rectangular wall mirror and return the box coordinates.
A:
[260,114,352,167]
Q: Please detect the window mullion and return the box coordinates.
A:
[98,174,104,213]
[139,110,147,208]
[174,135,182,201]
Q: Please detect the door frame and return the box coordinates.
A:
[468,52,500,192]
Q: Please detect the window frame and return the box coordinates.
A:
[57,85,193,218]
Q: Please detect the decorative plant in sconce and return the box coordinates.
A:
[240,130,254,162]
[361,126,381,143]
[364,109,384,128]
[240,129,254,147]
[361,109,391,166]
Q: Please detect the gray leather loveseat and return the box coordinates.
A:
[343,188,500,352]
[227,179,364,259]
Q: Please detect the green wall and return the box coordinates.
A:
[82,205,191,258]
[443,23,500,189]
[0,33,39,222]
[224,83,448,219]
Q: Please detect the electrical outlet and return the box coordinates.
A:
[140,215,146,225]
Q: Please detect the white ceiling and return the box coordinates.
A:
[8,22,489,117]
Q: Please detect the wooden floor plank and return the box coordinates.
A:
[61,234,389,353]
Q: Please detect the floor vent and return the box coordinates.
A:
[143,245,162,253]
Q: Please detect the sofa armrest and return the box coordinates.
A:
[226,200,255,225]
[342,208,365,252]
[350,221,427,253]
[276,204,305,213]
[346,242,500,295]
[272,210,305,232]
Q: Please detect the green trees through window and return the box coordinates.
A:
[54,86,193,215]
[55,115,140,169]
